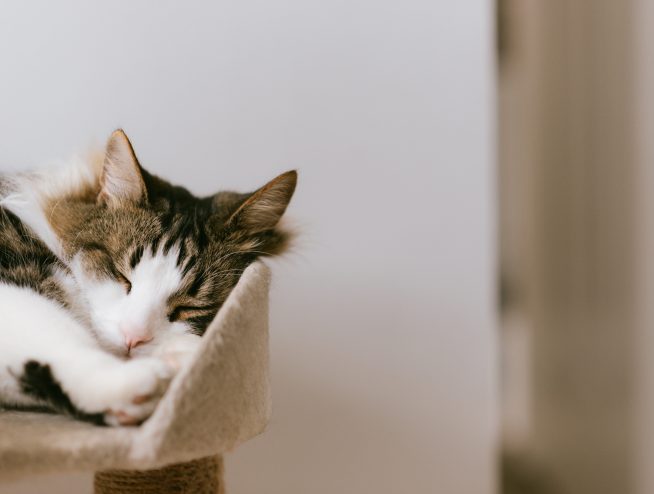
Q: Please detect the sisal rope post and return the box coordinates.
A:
[94,455,224,494]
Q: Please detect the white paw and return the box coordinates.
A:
[99,358,174,426]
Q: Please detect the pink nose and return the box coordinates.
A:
[124,335,153,351]
[121,326,153,351]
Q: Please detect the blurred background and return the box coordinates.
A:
[0,1,651,494]
[499,1,652,493]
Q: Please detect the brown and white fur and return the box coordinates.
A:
[0,130,296,425]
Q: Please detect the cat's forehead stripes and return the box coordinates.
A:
[129,243,184,301]
[122,219,210,303]
[134,211,217,294]
[129,245,145,269]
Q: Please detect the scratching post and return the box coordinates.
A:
[94,455,224,494]
[0,263,272,493]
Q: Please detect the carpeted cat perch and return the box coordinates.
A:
[0,262,272,494]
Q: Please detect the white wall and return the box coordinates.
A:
[0,2,497,493]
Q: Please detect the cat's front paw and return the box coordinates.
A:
[100,358,174,426]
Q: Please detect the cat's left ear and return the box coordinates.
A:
[99,129,148,207]
[225,170,297,234]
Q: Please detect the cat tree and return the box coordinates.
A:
[0,262,272,494]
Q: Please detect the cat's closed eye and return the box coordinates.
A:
[80,243,132,293]
[168,305,218,323]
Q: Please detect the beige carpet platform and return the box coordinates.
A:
[0,262,272,484]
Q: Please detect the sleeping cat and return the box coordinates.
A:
[0,130,296,425]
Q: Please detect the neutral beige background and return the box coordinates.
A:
[0,1,497,493]
[635,1,654,493]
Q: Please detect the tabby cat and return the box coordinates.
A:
[0,130,296,425]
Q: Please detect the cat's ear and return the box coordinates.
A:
[225,170,297,234]
[99,129,148,206]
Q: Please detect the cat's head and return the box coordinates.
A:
[50,130,296,357]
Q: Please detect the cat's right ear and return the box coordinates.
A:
[99,129,148,207]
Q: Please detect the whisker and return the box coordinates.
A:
[213,249,272,264]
